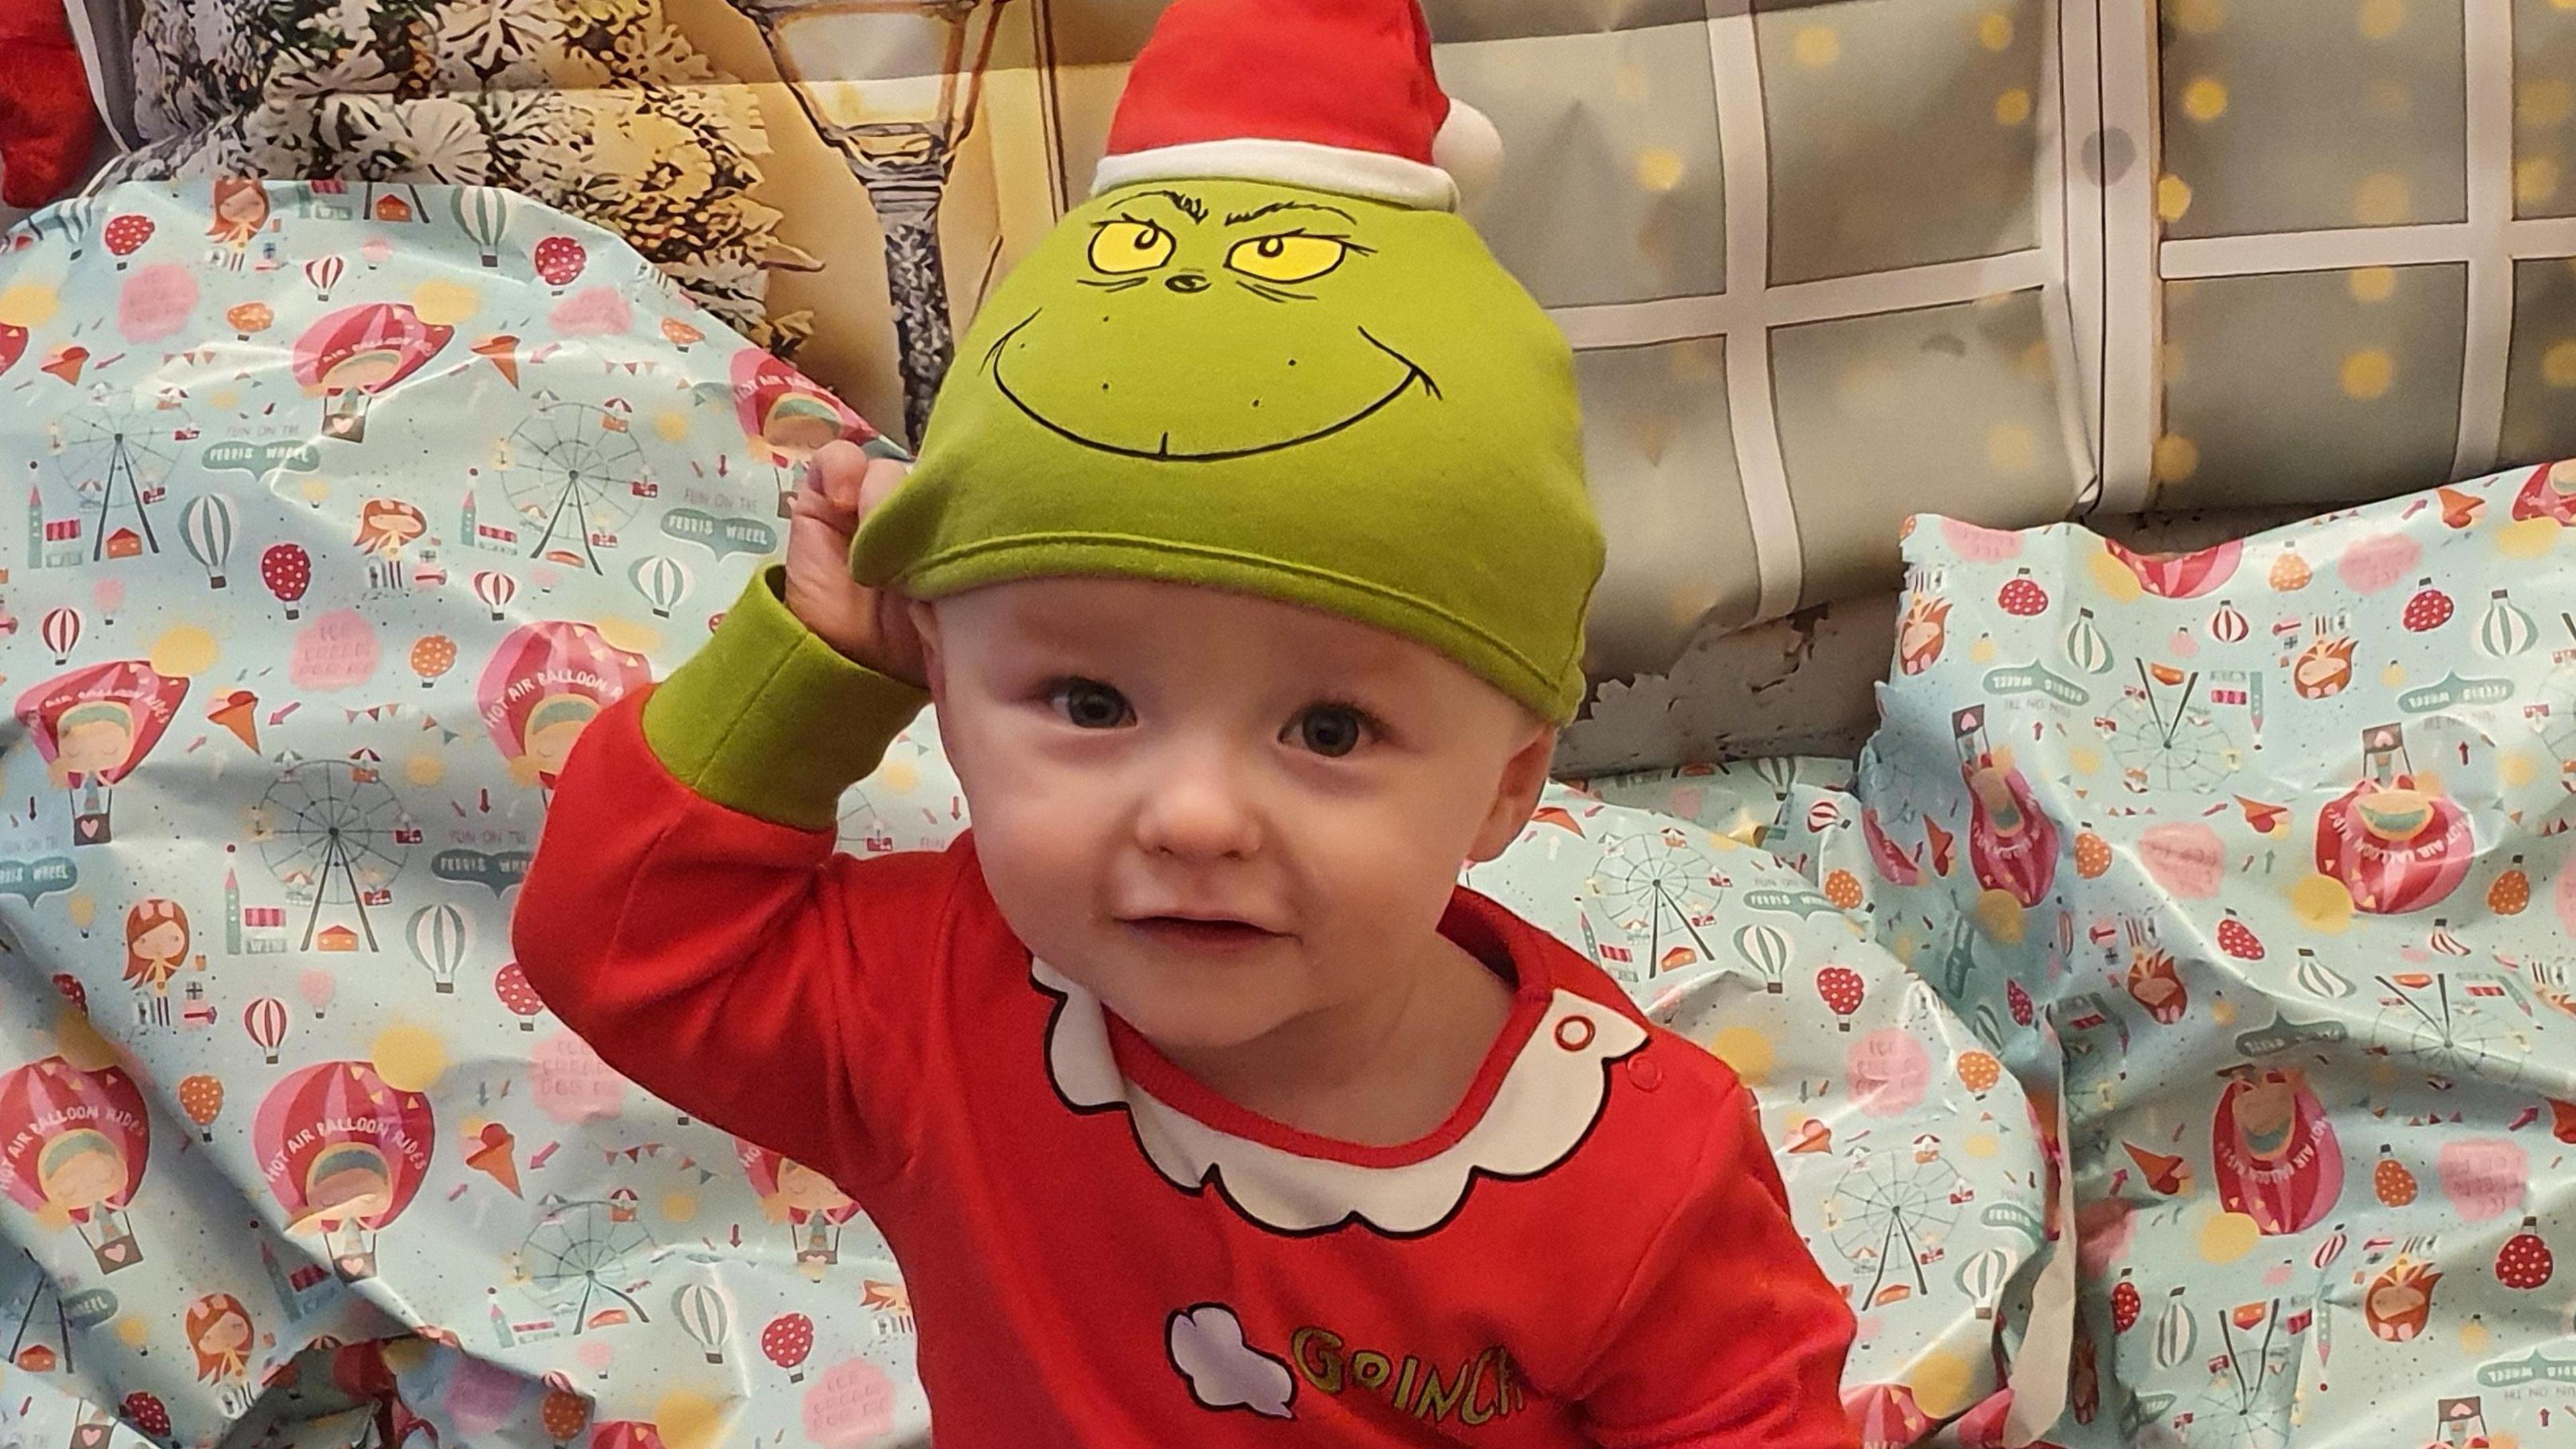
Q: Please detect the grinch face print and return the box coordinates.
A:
[969,178,1497,463]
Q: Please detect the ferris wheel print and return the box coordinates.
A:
[1589,824,1724,975]
[256,760,413,952]
[2369,972,2530,1085]
[53,388,186,560]
[521,1197,656,1334]
[2182,1297,2308,1449]
[498,402,647,574]
[2105,661,2240,794]
[1823,1146,1969,1307]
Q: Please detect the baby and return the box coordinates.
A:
[513,0,1856,1442]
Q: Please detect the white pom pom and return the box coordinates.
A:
[1432,99,1504,208]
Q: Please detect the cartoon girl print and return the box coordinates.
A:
[2209,1065,2343,1235]
[186,1292,256,1414]
[122,898,203,1028]
[205,179,272,271]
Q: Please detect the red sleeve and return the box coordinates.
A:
[512,690,957,1194]
[1573,1083,1860,1449]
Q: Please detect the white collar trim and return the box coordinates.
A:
[1036,960,1646,1236]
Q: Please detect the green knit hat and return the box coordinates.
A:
[849,0,1602,723]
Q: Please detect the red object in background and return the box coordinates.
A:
[0,0,99,208]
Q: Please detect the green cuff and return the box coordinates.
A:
[641,566,931,831]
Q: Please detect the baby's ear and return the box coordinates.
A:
[1466,718,1558,865]
[908,598,944,702]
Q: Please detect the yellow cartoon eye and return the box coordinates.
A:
[1226,233,1347,284]
[1088,220,1173,274]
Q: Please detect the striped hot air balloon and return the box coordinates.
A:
[2063,607,2114,676]
[305,254,344,300]
[452,188,515,268]
[405,903,470,994]
[2477,588,2536,658]
[2208,598,2249,644]
[180,493,235,589]
[1955,1246,2012,1320]
[2313,1226,2349,1271]
[629,555,693,619]
[672,1281,729,1364]
[2293,948,2353,998]
[1732,922,1789,994]
[40,607,79,663]
[2153,1287,2196,1370]
[472,571,517,621]
[243,997,288,1064]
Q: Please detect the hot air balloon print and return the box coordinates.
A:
[760,1312,813,1382]
[40,607,78,664]
[406,903,470,994]
[304,254,343,301]
[13,660,187,847]
[244,997,288,1064]
[180,493,235,588]
[494,963,545,1030]
[0,1057,152,1273]
[1955,706,2059,909]
[260,543,311,619]
[1731,921,1789,994]
[1955,1246,2012,1321]
[410,635,457,688]
[453,189,515,268]
[2210,1066,2343,1234]
[629,555,692,619]
[292,303,453,443]
[672,1281,729,1363]
[471,570,516,621]
[2477,588,2536,658]
[533,235,586,290]
[101,213,153,266]
[252,1061,434,1282]
[177,1075,224,1142]
[476,621,652,792]
[2106,538,2243,598]
[2153,1287,2196,1369]
[737,1140,863,1265]
[2316,724,2471,914]
[2063,607,2113,675]
[731,347,872,518]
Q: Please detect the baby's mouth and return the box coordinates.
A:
[1123,916,1283,953]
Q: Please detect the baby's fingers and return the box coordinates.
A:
[799,439,872,528]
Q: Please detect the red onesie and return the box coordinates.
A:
[514,570,1858,1448]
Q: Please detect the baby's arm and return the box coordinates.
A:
[512,563,941,1193]
[1572,1083,1861,1449]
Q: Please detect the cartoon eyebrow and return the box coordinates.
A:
[1128,189,1207,223]
[1222,199,1357,227]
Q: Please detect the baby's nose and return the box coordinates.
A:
[1165,272,1210,294]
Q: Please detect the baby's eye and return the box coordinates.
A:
[1049,678,1132,729]
[1286,704,1370,758]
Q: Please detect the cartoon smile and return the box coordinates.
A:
[987,311,1436,462]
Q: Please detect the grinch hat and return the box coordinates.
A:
[853,0,1602,722]
[1090,0,1503,211]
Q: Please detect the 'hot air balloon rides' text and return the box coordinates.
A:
[0,1057,153,1273]
[252,1060,435,1282]
[476,621,652,792]
[12,661,187,848]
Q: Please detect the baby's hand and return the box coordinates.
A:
[784,439,929,688]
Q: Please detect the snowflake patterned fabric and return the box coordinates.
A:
[0,180,2049,1449]
[1854,488,2576,1448]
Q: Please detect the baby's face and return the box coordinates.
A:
[916,577,1554,1057]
